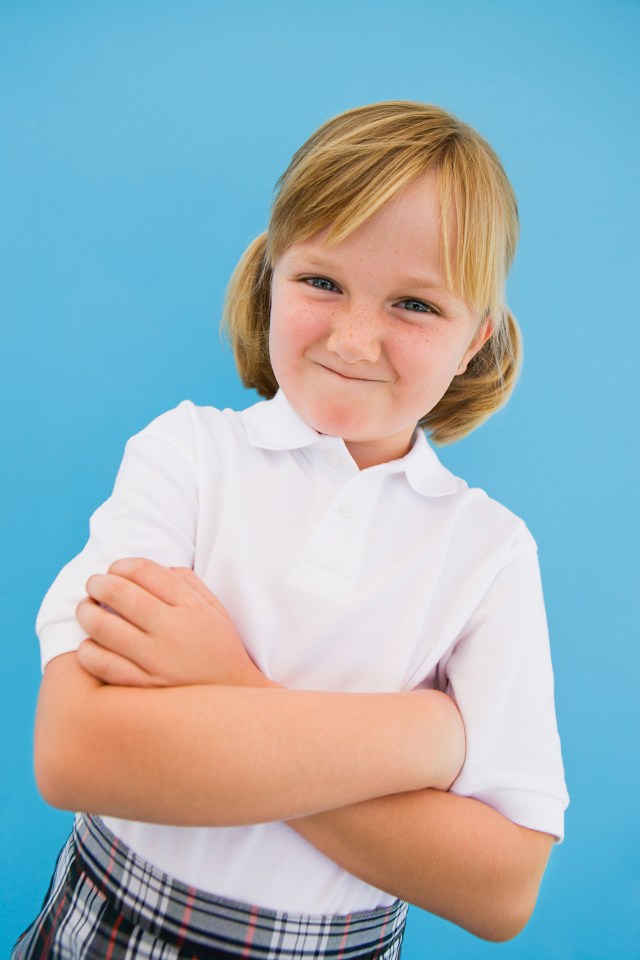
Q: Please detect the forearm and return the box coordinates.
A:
[35,653,463,826]
[289,791,553,942]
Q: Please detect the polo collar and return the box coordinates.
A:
[241,389,321,451]
[389,429,459,497]
[240,390,458,498]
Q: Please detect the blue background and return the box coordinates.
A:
[1,1,638,956]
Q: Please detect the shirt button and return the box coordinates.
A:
[338,501,355,519]
[323,449,340,466]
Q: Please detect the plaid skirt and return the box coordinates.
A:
[12,813,408,959]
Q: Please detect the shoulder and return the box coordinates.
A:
[130,399,242,444]
[411,436,537,567]
[125,400,252,470]
[452,481,537,564]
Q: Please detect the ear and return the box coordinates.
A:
[456,316,493,375]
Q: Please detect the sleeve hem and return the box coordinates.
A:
[449,785,568,843]
[39,622,86,673]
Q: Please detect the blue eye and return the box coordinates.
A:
[306,276,339,292]
[398,298,436,314]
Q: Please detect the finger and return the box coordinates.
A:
[170,567,229,615]
[76,597,148,664]
[77,638,159,687]
[107,557,193,606]
[85,572,169,633]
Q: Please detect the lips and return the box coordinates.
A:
[315,361,381,383]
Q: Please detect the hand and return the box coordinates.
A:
[75,557,272,689]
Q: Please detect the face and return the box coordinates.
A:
[268,173,492,469]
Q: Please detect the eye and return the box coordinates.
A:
[396,298,439,314]
[303,276,341,293]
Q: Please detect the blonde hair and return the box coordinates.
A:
[223,101,521,444]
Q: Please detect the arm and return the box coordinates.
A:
[288,792,553,942]
[35,560,465,826]
[35,658,461,826]
[41,558,555,940]
[286,546,563,941]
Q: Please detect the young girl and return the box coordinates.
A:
[14,101,568,958]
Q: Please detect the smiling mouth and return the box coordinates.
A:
[317,363,382,383]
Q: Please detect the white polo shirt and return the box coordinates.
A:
[37,390,568,914]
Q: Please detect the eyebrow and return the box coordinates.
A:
[288,253,453,298]
[396,274,450,294]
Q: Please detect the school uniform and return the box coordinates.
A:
[14,390,568,956]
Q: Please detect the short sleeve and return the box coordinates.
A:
[445,542,569,841]
[36,403,199,671]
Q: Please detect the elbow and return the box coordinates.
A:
[413,864,543,943]
[473,901,536,943]
[473,830,553,942]
[34,719,80,812]
[33,656,99,812]
[34,757,68,811]
[35,725,104,814]
[460,881,540,943]
[425,895,536,944]
[439,824,554,942]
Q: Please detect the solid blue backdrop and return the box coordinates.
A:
[1,1,638,957]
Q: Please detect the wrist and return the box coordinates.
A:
[414,690,465,791]
[253,673,282,690]
[434,691,466,789]
[239,656,281,690]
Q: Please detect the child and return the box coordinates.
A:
[14,101,568,958]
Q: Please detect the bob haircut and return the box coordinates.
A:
[222,100,521,444]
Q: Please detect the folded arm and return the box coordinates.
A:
[289,790,553,941]
[35,652,463,829]
[35,560,463,824]
[34,558,552,941]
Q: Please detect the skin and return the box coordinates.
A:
[35,176,554,941]
[39,558,552,941]
[36,561,466,820]
[268,173,492,469]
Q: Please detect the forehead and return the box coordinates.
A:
[286,173,447,274]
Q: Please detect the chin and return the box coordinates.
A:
[305,402,373,441]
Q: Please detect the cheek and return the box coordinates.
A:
[389,329,435,375]
[270,297,330,356]
[267,307,290,385]
[268,289,296,359]
[390,331,460,396]
[268,322,294,386]
[268,314,308,386]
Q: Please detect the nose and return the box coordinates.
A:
[326,309,382,364]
